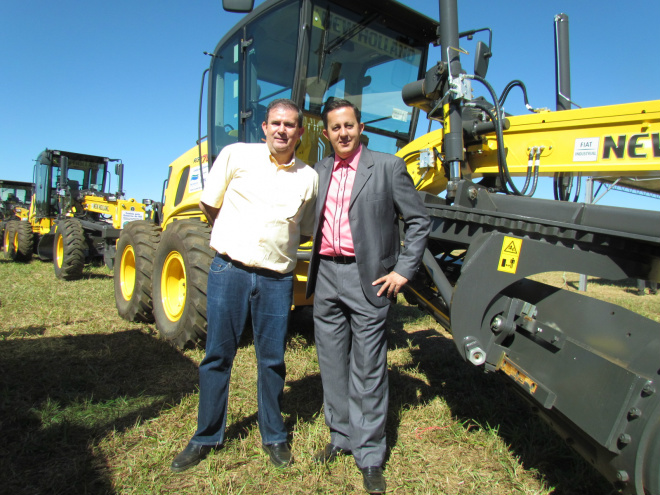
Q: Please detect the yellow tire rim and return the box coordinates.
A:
[55,233,63,268]
[161,251,186,322]
[119,244,136,301]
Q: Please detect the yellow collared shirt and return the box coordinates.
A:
[200,142,318,274]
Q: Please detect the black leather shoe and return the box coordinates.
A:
[170,442,214,472]
[361,466,386,494]
[262,442,293,468]
[313,443,349,464]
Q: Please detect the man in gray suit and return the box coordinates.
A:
[306,98,430,494]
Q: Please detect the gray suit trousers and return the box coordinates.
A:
[313,258,390,468]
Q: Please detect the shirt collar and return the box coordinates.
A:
[266,145,296,169]
[333,144,362,171]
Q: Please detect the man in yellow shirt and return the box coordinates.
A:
[171,99,318,472]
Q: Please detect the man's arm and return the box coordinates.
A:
[199,201,220,227]
[299,169,319,238]
[198,144,235,227]
[373,157,431,298]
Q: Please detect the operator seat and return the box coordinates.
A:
[67,180,80,200]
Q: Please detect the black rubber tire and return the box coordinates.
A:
[53,219,86,280]
[152,219,214,348]
[4,221,17,258]
[114,221,160,323]
[13,221,34,262]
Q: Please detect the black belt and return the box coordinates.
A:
[320,254,356,264]
[217,253,284,277]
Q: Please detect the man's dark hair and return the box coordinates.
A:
[264,98,304,127]
[321,98,362,128]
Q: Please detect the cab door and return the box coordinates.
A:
[243,0,301,142]
[208,0,302,163]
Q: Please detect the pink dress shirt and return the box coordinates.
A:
[319,145,362,256]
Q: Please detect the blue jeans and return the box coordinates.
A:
[191,254,293,446]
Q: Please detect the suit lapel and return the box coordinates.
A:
[316,156,334,218]
[349,146,373,209]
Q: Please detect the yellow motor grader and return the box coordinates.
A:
[5,149,148,280]
[114,0,660,492]
[0,179,32,253]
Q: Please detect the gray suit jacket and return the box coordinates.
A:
[306,146,431,307]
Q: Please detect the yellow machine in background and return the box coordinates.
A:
[4,149,148,280]
[0,179,33,254]
[0,180,32,221]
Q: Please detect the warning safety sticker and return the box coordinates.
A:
[497,236,523,274]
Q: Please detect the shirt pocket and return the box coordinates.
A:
[271,191,305,222]
[284,195,306,221]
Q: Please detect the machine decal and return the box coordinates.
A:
[497,236,522,274]
[392,108,410,122]
[312,9,418,62]
[602,133,660,159]
[188,162,209,194]
[90,203,111,212]
[573,137,599,162]
[121,209,144,227]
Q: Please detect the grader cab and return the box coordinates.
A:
[5,149,148,280]
[0,179,32,221]
[0,179,33,253]
[114,0,437,345]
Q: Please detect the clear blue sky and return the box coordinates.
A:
[1,0,659,210]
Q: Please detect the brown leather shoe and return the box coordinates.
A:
[170,442,214,472]
[313,443,349,464]
[262,442,293,468]
[361,466,386,494]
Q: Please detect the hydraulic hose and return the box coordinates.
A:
[553,172,582,201]
[467,75,540,196]
[498,79,538,113]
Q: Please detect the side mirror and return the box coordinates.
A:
[115,162,124,178]
[474,40,491,79]
[222,0,254,13]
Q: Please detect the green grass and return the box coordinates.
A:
[2,259,652,494]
